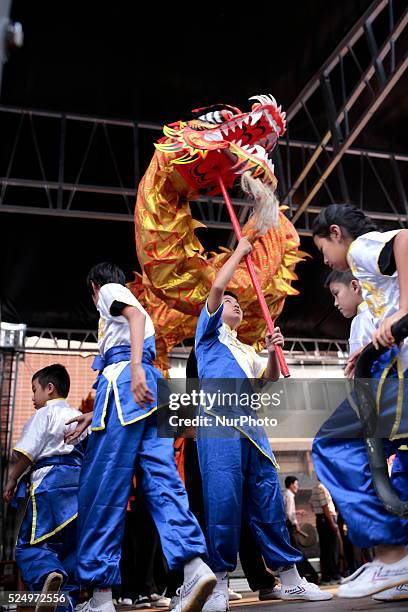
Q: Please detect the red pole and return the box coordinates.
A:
[217,174,290,378]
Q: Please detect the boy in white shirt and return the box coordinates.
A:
[324,268,408,600]
[3,364,87,612]
[325,269,375,378]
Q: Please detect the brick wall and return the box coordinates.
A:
[11,351,96,447]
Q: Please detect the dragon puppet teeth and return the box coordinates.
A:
[267,159,275,173]
[248,94,286,131]
[249,94,264,105]
[249,94,278,110]
[268,94,277,106]
[249,111,262,125]
[254,144,266,158]
[264,109,280,133]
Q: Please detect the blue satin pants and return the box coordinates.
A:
[197,430,302,572]
[77,403,207,587]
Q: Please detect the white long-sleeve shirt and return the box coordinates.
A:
[283,488,298,526]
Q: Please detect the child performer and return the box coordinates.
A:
[325,267,408,601]
[3,364,87,612]
[69,263,215,612]
[312,204,408,599]
[325,269,375,378]
[195,238,333,608]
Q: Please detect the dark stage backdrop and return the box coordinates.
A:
[0,0,404,339]
[0,211,350,340]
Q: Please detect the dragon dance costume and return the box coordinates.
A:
[313,230,408,547]
[131,96,306,373]
[13,399,86,609]
[76,283,206,587]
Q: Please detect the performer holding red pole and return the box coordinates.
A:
[217,174,290,377]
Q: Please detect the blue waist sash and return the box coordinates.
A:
[35,452,83,470]
[92,344,154,372]
[17,458,81,545]
[91,345,162,429]
[13,449,83,507]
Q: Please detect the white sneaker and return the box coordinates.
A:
[174,563,216,612]
[152,597,171,608]
[168,596,179,611]
[202,592,228,612]
[337,556,408,598]
[118,599,133,606]
[133,596,152,609]
[76,600,116,612]
[149,595,160,602]
[227,588,242,602]
[373,583,408,600]
[280,578,333,601]
[36,572,64,612]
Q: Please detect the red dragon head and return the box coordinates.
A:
[154,94,286,194]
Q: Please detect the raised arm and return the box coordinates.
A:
[207,238,252,314]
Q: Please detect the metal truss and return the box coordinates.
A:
[0,1,406,237]
[172,338,349,366]
[25,327,99,352]
[0,105,151,221]
[24,328,349,365]
[276,0,408,226]
[0,105,406,235]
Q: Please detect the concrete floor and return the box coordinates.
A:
[226,591,407,611]
[114,589,408,612]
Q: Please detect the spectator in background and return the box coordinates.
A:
[284,476,318,585]
[283,476,305,534]
[310,482,341,585]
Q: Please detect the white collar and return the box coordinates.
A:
[357,301,368,314]
[222,323,238,338]
[45,397,67,406]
